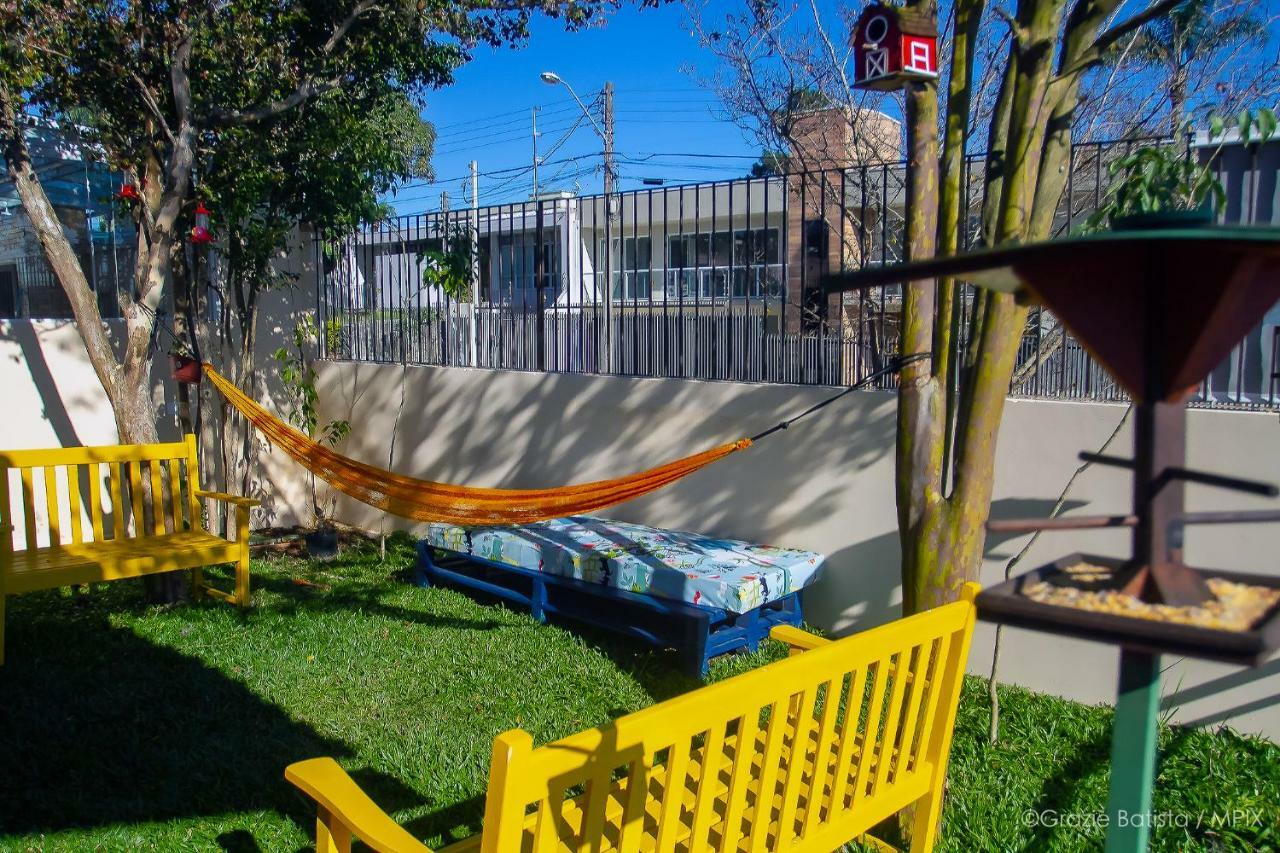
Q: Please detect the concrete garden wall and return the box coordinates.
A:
[3,325,1278,739]
[305,361,1280,739]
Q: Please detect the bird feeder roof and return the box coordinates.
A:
[823,225,1280,402]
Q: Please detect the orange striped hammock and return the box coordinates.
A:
[203,364,753,526]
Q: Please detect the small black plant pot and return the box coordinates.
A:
[1112,208,1215,231]
[304,525,340,560]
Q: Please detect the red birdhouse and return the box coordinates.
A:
[852,4,939,90]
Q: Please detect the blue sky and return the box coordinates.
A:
[388,3,762,215]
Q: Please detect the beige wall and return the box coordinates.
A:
[0,318,166,449]
[305,362,1280,739]
[3,328,1278,739]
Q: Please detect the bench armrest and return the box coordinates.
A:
[285,758,433,853]
[770,625,831,656]
[194,490,260,508]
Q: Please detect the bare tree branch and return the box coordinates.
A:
[129,71,175,144]
[1093,0,1185,53]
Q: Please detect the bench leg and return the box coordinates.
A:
[234,505,251,608]
[683,617,711,678]
[530,577,547,623]
[235,550,251,608]
[413,544,434,588]
[0,591,6,666]
[738,608,762,653]
[191,567,205,600]
[316,806,353,853]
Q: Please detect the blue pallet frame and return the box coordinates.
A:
[414,541,803,677]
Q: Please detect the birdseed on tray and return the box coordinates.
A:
[1023,561,1280,632]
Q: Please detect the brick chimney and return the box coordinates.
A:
[787,107,901,171]
[781,108,901,342]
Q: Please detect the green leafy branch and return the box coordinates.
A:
[272,314,350,448]
[418,223,478,302]
[1080,108,1276,233]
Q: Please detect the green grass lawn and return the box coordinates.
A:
[0,533,1275,852]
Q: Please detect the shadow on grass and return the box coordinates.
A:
[396,563,706,702]
[252,571,511,634]
[0,593,418,840]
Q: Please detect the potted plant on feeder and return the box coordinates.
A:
[273,315,350,558]
[1081,110,1276,234]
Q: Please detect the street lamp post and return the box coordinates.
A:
[541,71,616,372]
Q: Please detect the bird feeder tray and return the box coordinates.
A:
[976,554,1280,665]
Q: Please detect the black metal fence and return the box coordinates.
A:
[316,135,1279,409]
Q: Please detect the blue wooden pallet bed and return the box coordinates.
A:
[415,516,826,676]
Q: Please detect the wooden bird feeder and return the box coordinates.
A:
[851,4,939,90]
[825,223,1280,852]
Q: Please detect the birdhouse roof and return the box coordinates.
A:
[896,7,938,37]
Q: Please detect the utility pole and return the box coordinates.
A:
[531,106,540,200]
[468,159,480,366]
[602,82,615,199]
[440,190,450,212]
[601,81,615,373]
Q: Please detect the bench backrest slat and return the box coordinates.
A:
[1,440,198,551]
[19,468,36,549]
[43,466,61,547]
[478,586,978,853]
[66,467,83,544]
[88,462,105,543]
[108,462,126,541]
[127,460,145,538]
[148,460,165,536]
[167,458,182,534]
[185,435,201,534]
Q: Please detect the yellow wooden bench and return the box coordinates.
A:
[0,436,257,664]
[286,583,979,853]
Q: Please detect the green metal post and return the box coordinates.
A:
[1104,649,1162,852]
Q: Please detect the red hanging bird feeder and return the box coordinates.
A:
[190,201,213,244]
[116,182,142,203]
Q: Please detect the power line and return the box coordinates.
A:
[431,103,582,146]
[430,97,576,132]
[431,120,587,157]
[626,151,762,160]
[614,119,731,126]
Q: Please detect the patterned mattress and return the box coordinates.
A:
[422,516,825,614]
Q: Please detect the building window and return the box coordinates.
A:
[495,234,559,298]
[613,236,651,300]
[666,227,780,300]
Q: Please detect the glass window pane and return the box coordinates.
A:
[712,232,732,267]
[667,236,686,268]
[764,228,780,264]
